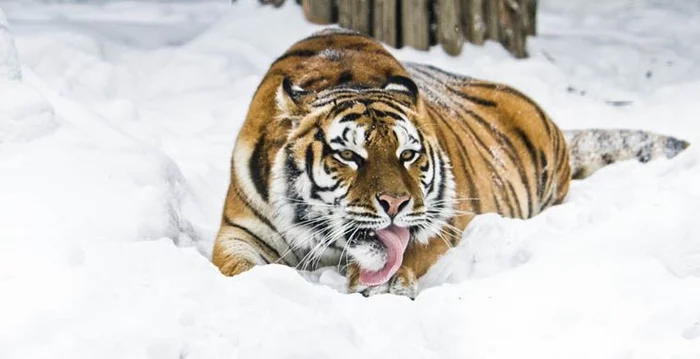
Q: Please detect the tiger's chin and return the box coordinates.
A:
[347,240,389,272]
[344,225,412,287]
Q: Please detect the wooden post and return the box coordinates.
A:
[373,0,398,47]
[260,0,536,58]
[485,0,500,41]
[302,0,334,24]
[436,0,464,56]
[338,0,371,35]
[523,0,537,35]
[499,0,527,58]
[402,0,430,50]
[462,0,486,45]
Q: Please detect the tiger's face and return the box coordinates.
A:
[270,76,455,285]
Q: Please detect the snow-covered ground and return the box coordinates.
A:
[1,1,699,358]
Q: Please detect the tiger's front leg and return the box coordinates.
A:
[347,236,452,299]
[212,223,268,277]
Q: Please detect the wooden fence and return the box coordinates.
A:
[256,0,537,58]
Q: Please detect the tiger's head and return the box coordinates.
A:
[270,75,455,286]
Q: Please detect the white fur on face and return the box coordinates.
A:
[327,120,368,159]
[346,241,387,271]
[393,120,422,162]
[269,97,457,270]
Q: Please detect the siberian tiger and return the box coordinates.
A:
[212,29,689,298]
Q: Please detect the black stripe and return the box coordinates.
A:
[230,162,279,234]
[547,129,561,196]
[339,113,362,123]
[372,109,405,122]
[327,100,358,118]
[300,76,323,89]
[492,192,503,214]
[330,137,345,145]
[342,127,352,142]
[512,128,538,216]
[423,144,436,195]
[434,151,448,212]
[290,119,324,141]
[338,71,353,84]
[554,130,569,179]
[449,115,513,216]
[410,65,497,107]
[467,83,552,137]
[505,181,524,218]
[249,133,269,202]
[223,215,280,263]
[497,174,517,218]
[370,97,413,113]
[272,49,317,65]
[420,145,431,172]
[420,63,476,82]
[305,130,341,200]
[428,106,482,214]
[233,186,279,232]
[446,84,498,107]
[542,190,556,209]
[538,150,549,204]
[312,92,412,109]
[284,147,310,227]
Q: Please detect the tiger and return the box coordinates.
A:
[212,28,689,298]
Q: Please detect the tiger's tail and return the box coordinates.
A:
[564,129,690,179]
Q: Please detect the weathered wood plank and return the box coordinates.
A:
[302,0,334,24]
[436,0,464,55]
[462,0,486,45]
[338,0,371,35]
[284,0,533,58]
[373,0,398,47]
[485,0,500,41]
[401,0,430,50]
[524,0,537,35]
[499,0,527,58]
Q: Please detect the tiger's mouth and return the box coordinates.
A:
[348,225,411,286]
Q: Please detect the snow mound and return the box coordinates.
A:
[0,8,20,80]
[0,79,56,143]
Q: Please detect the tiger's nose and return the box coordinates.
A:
[377,193,411,218]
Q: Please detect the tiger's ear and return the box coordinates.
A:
[276,77,312,120]
[383,76,419,104]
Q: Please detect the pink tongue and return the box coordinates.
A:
[359,226,410,286]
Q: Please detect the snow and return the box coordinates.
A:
[1,0,699,358]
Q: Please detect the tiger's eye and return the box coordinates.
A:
[400,150,417,162]
[339,150,355,161]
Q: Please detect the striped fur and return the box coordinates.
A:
[564,129,689,179]
[212,30,690,297]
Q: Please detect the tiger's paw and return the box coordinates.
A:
[348,266,418,299]
[213,253,257,277]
